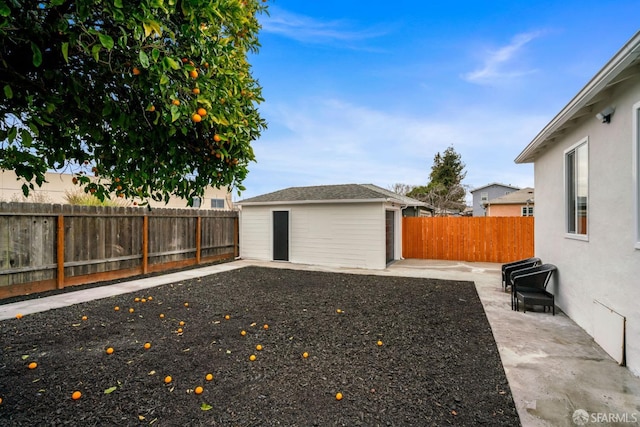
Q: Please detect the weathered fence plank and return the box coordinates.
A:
[0,202,238,299]
[402,216,534,263]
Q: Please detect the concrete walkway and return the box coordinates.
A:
[1,259,639,426]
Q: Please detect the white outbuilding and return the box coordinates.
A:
[236,184,429,270]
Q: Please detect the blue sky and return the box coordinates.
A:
[238,1,639,202]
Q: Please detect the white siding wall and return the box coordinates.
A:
[534,77,640,376]
[239,202,392,270]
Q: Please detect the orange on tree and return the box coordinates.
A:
[197,107,207,116]
[213,134,221,142]
[189,70,198,79]
[132,67,141,75]
[171,99,180,106]
[191,113,202,123]
[192,87,200,95]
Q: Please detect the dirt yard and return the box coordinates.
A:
[0,266,520,426]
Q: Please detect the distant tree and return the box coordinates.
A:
[0,0,267,205]
[388,183,413,196]
[408,146,467,215]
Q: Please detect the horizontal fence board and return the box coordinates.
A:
[0,202,238,298]
[402,216,534,264]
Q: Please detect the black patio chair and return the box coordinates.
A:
[509,264,557,312]
[501,257,541,292]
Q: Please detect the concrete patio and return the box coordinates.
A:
[1,258,639,426]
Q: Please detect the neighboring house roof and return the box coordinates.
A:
[470,182,520,193]
[237,184,428,207]
[487,187,534,205]
[516,31,640,163]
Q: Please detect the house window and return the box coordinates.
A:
[565,138,588,238]
[521,206,534,217]
[211,198,225,209]
[634,101,640,249]
[192,197,201,208]
[480,192,488,202]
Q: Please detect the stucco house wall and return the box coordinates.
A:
[239,202,400,270]
[0,170,232,209]
[486,204,523,217]
[517,33,640,376]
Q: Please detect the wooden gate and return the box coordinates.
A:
[402,216,534,263]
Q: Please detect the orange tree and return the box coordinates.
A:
[0,0,267,205]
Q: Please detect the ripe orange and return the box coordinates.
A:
[249,354,256,361]
[224,314,230,320]
[177,328,183,334]
[106,347,114,355]
[132,67,141,75]
[184,302,189,307]
[144,342,151,350]
[28,362,37,369]
[164,376,172,384]
[192,87,200,95]
[240,330,247,336]
[114,306,120,311]
[213,134,221,142]
[159,313,165,319]
[148,296,153,301]
[181,57,188,63]
[148,105,155,112]
[263,324,269,330]
[134,297,140,302]
[71,391,82,400]
[129,308,134,313]
[172,99,180,106]
[335,392,343,401]
[256,344,263,351]
[302,352,309,359]
[189,70,198,79]
[205,373,213,381]
[197,108,207,117]
[336,309,342,314]
[194,386,203,395]
[15,313,23,319]
[377,340,383,346]
[0,397,3,405]
[179,321,185,326]
[191,113,202,123]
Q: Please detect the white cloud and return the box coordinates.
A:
[240,97,540,199]
[463,31,543,84]
[260,6,389,45]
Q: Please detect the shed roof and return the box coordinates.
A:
[237,184,428,207]
[516,31,640,163]
[487,187,534,205]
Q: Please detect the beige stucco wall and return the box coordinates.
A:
[486,204,527,217]
[533,76,640,376]
[0,170,232,210]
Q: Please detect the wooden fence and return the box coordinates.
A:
[0,202,238,299]
[402,216,534,263]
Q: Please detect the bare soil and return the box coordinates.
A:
[0,266,520,426]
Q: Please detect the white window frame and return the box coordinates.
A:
[521,206,534,217]
[564,137,589,241]
[633,101,640,249]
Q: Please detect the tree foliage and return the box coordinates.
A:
[407,146,467,214]
[0,0,268,205]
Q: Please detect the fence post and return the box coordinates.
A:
[196,216,202,264]
[142,215,149,274]
[56,215,65,289]
[234,216,239,258]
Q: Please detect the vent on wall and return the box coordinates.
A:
[593,300,626,366]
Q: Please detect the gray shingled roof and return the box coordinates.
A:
[237,184,427,206]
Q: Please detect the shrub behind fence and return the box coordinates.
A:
[0,202,238,299]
